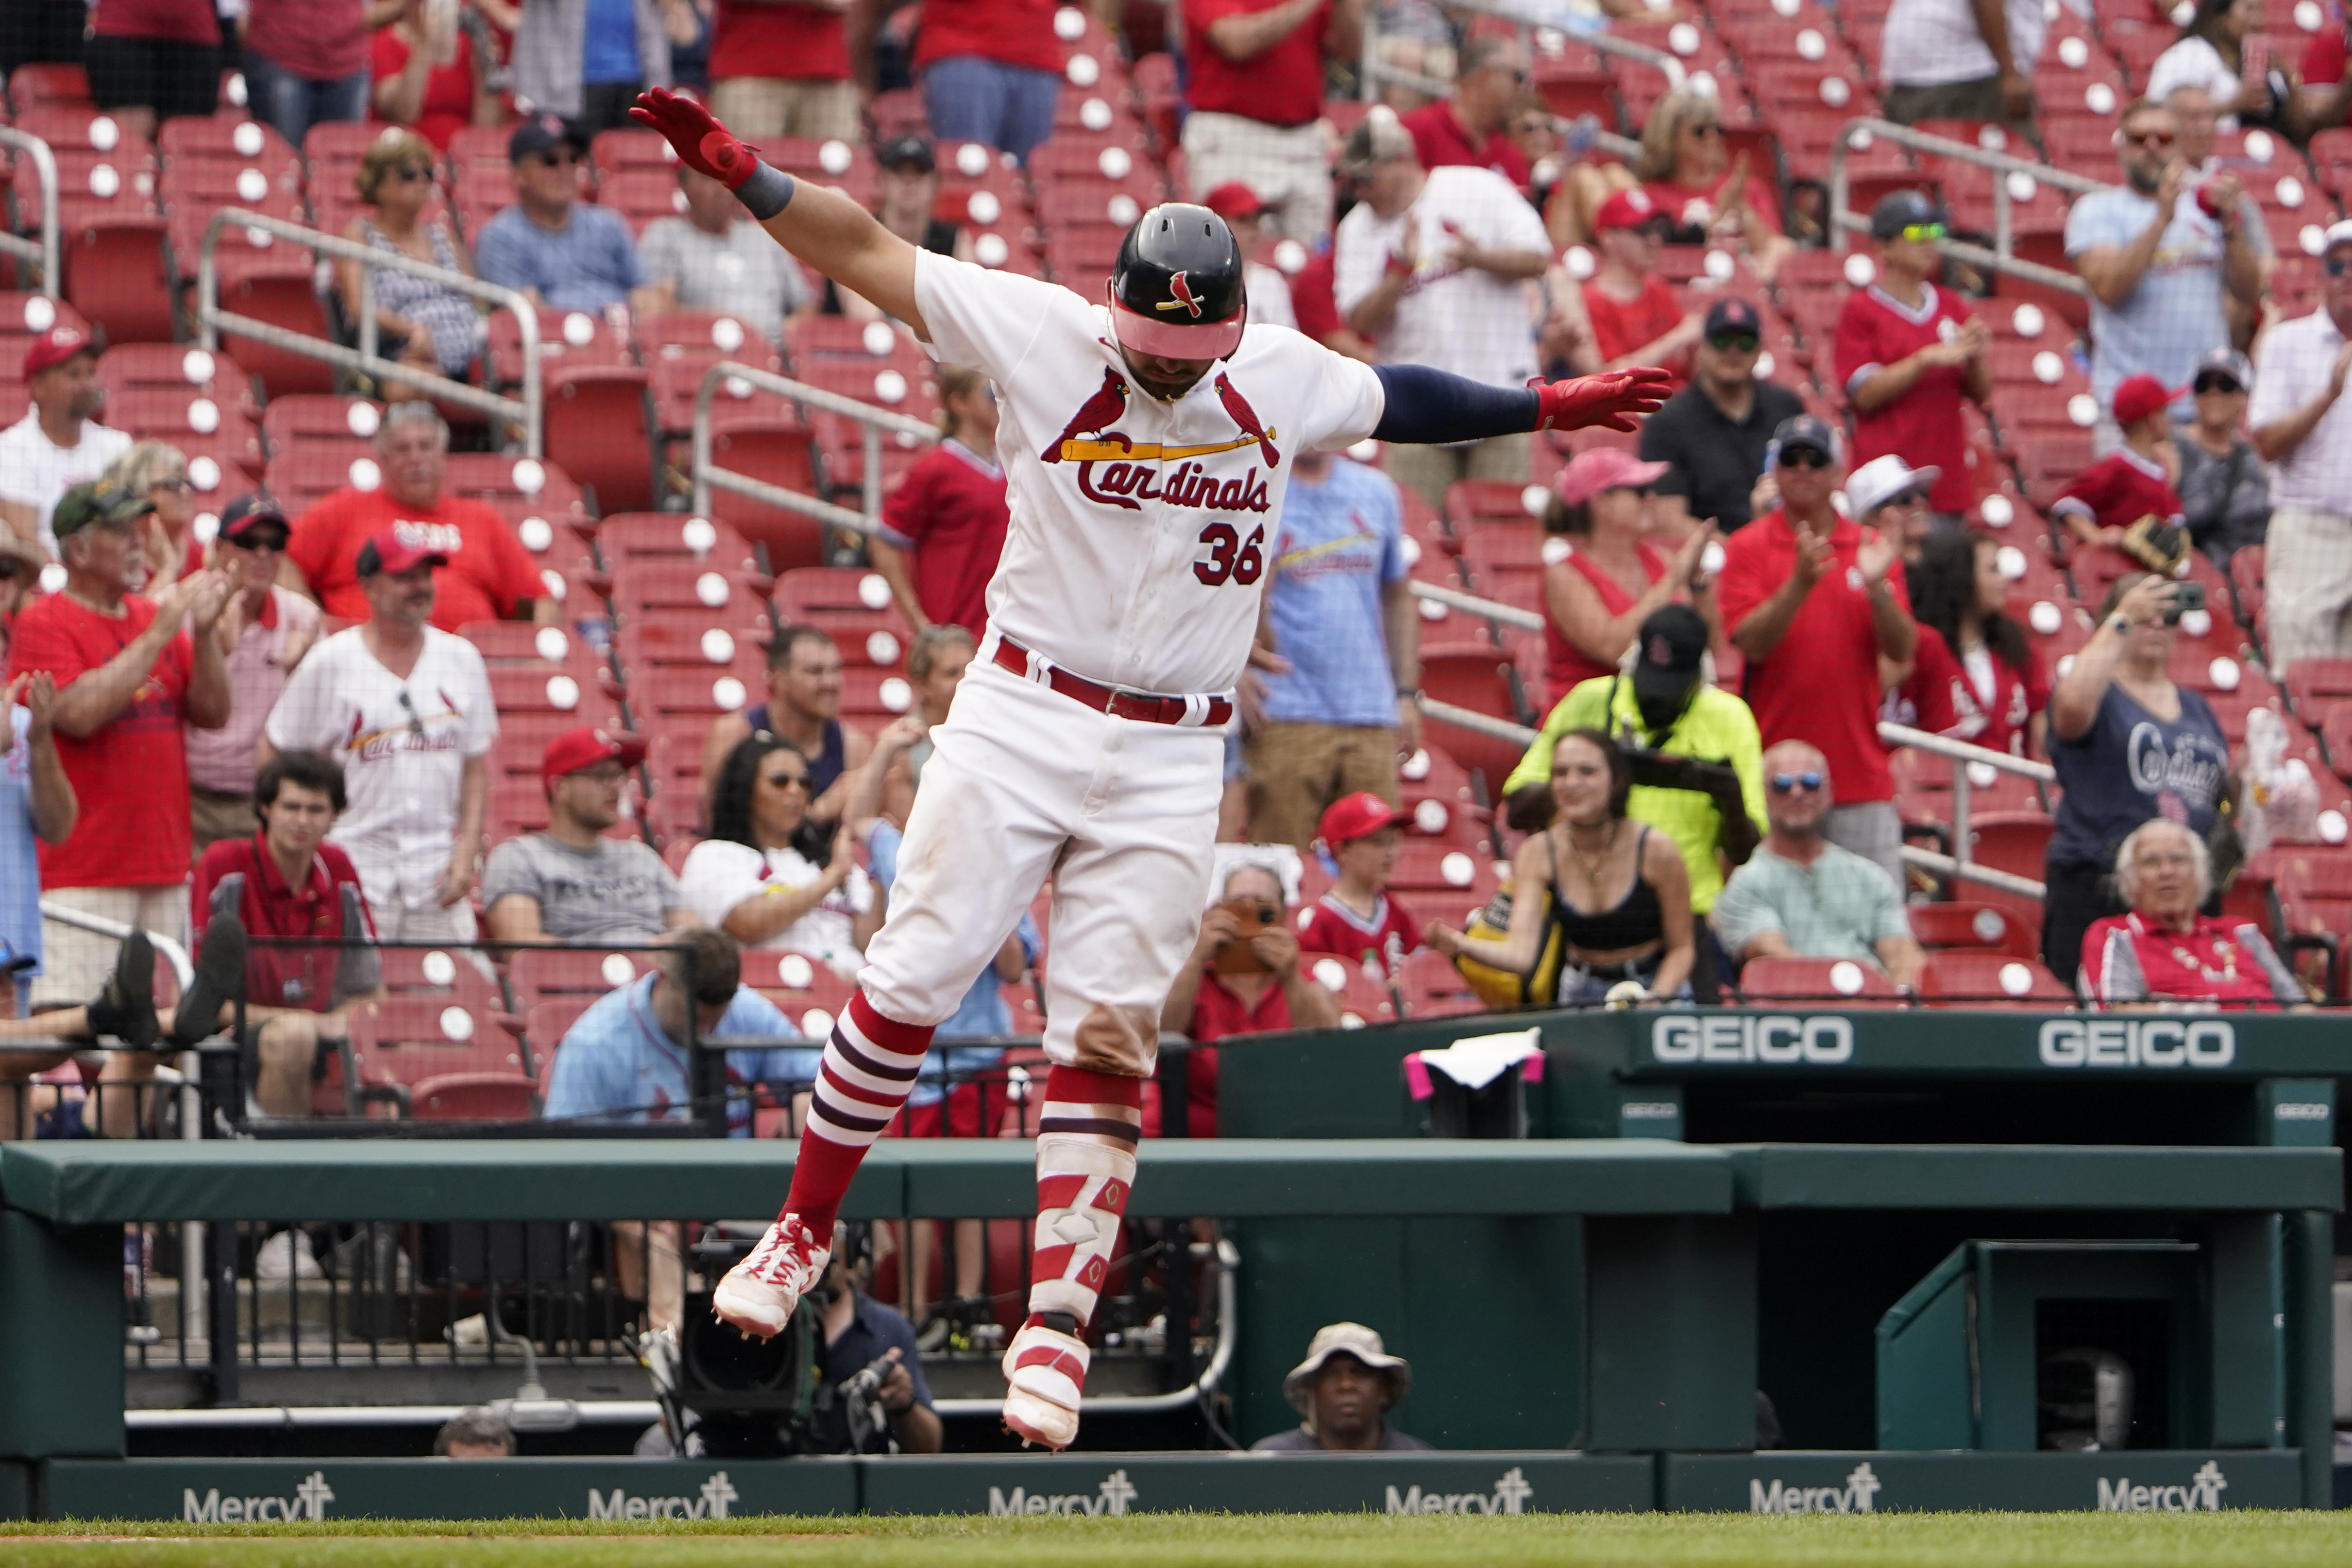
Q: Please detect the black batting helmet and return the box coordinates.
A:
[1108,202,1247,361]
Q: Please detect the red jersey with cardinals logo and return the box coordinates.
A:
[1297,891,1422,979]
[910,249,1385,694]
[7,592,195,886]
[2080,911,2302,1008]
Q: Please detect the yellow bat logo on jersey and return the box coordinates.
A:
[1055,432,1271,463]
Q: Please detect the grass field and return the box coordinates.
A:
[9,1514,2352,1567]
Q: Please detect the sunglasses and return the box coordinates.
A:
[1685,120,1724,138]
[2325,257,2352,278]
[1708,332,1760,353]
[386,164,430,183]
[1897,221,1947,243]
[150,475,191,495]
[762,770,811,791]
[228,530,288,553]
[2192,374,2244,394]
[1769,771,1826,794]
[396,689,425,741]
[529,151,579,169]
[1779,449,1832,470]
[1882,489,1926,509]
[2125,130,2176,148]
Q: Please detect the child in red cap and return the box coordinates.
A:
[1297,792,1423,981]
[2052,373,2186,554]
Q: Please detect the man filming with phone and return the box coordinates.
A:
[1161,863,1341,1136]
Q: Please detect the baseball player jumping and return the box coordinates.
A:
[630,88,1670,1451]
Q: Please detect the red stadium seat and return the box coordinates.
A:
[1735,955,1904,1003]
[1914,951,2072,1007]
[1907,901,2038,959]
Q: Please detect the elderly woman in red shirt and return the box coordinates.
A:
[2080,818,2304,1008]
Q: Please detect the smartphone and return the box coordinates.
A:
[1212,897,1281,976]
[2163,580,2206,626]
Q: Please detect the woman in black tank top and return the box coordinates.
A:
[1431,728,1696,1003]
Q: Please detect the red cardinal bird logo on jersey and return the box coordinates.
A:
[1215,374,1279,469]
[1156,270,1202,317]
[1041,366,1132,463]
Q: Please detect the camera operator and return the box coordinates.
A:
[807,1221,942,1455]
[1161,863,1341,1136]
[1500,606,1765,998]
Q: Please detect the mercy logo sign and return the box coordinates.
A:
[2098,1461,2229,1512]
[988,1468,1138,1517]
[1386,1466,1536,1516]
[183,1470,335,1523]
[1750,1462,1881,1515]
[2038,1019,2234,1069]
[587,1471,738,1521]
[1653,1015,1855,1066]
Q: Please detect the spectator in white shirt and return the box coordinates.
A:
[1333,111,1551,511]
[2147,0,2284,135]
[635,164,816,344]
[1878,0,2045,129]
[2250,219,2352,674]
[262,523,496,942]
[0,328,132,559]
[184,493,322,860]
[679,732,878,976]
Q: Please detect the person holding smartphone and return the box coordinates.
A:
[2041,572,2234,987]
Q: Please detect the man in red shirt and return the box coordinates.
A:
[1181,0,1367,240]
[1836,191,1990,530]
[1296,792,1422,981]
[1159,862,1340,1135]
[284,403,553,633]
[187,749,383,1119]
[2303,10,2352,132]
[897,0,1064,164]
[708,0,857,142]
[1399,35,1533,189]
[1716,416,1915,887]
[6,480,231,1133]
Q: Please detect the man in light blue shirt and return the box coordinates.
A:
[1243,450,1420,848]
[2064,98,2266,450]
[541,928,813,1135]
[0,671,75,1016]
[474,117,652,315]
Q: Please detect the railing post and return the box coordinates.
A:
[1828,132,1851,255]
[357,263,378,369]
[862,423,882,531]
[1951,762,1973,877]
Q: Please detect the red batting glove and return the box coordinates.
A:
[1529,367,1675,433]
[629,87,761,189]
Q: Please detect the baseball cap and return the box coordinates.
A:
[1200,181,1269,221]
[1702,298,1762,341]
[1772,413,1841,464]
[1870,188,1946,240]
[354,522,451,578]
[1283,1323,1411,1416]
[1628,604,1710,712]
[508,114,584,163]
[2323,219,2352,252]
[2112,372,2182,426]
[542,724,649,789]
[1594,186,1664,232]
[217,491,290,545]
[21,325,97,383]
[1844,453,1940,519]
[1556,446,1669,507]
[50,480,154,541]
[2192,346,2251,391]
[876,133,936,173]
[1338,113,1415,176]
[1318,791,1410,848]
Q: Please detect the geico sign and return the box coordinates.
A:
[2038,1019,2235,1069]
[1653,1015,1854,1065]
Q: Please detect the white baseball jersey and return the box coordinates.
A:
[1331,165,1550,389]
[912,249,1386,697]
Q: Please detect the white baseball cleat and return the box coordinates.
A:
[1001,1317,1089,1450]
[712,1214,829,1338]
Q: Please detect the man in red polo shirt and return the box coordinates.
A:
[1181,0,1366,240]
[186,748,382,1119]
[284,404,552,633]
[1158,861,1340,1136]
[1399,35,1532,188]
[1716,416,1916,887]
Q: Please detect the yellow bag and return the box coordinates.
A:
[1451,878,1568,1010]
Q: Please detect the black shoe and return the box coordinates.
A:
[86,930,158,1049]
[173,912,247,1045]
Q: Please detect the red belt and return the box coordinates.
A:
[991,638,1234,727]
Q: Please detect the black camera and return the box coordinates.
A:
[2162,580,2206,626]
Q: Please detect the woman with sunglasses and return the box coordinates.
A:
[1549,91,1791,281]
[337,133,483,389]
[681,733,880,977]
[1429,727,1693,1004]
[99,441,202,587]
[371,0,500,152]
[1540,447,1716,706]
[184,495,321,861]
[2176,347,2272,567]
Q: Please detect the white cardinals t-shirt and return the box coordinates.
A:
[678,837,875,976]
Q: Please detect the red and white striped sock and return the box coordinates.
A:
[1023,1065,1143,1332]
[777,989,935,1239]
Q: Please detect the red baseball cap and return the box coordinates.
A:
[1556,446,1669,507]
[1200,182,1268,221]
[21,326,97,383]
[1319,791,1410,848]
[542,725,648,788]
[1593,187,1663,232]
[354,522,452,577]
[2111,373,2182,427]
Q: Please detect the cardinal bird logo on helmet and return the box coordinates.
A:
[1155,270,1203,317]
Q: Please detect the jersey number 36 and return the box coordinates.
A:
[1194,523,1266,587]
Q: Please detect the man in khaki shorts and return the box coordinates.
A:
[706,0,859,141]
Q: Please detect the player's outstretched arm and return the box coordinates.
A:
[1369,363,1674,444]
[631,89,926,338]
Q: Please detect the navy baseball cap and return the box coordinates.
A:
[509,114,584,163]
[1772,414,1841,463]
[876,134,936,172]
[218,491,289,545]
[1871,189,1947,240]
[1703,298,1761,340]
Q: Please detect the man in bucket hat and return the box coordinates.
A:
[1252,1322,1430,1451]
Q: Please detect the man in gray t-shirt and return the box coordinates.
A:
[1249,1322,1432,1453]
[636,167,813,343]
[482,727,696,945]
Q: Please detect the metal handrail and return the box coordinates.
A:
[1410,578,1547,630]
[0,129,61,297]
[1361,0,1685,105]
[193,208,544,456]
[1827,116,2098,297]
[691,359,940,537]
